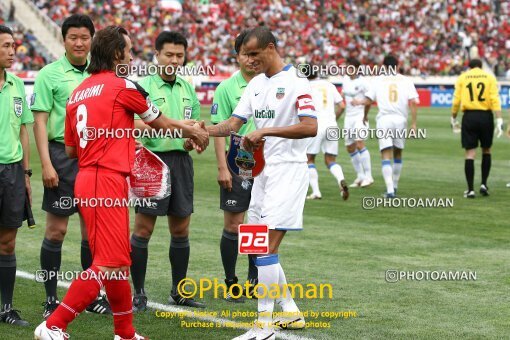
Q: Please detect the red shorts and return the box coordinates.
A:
[75,168,131,267]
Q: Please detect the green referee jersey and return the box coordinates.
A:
[31,55,89,143]
[137,74,200,152]
[210,71,255,151]
[0,72,34,164]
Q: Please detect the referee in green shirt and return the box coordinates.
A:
[211,30,259,302]
[32,15,111,318]
[0,25,33,326]
[130,31,204,310]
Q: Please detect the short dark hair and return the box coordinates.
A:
[87,26,128,74]
[62,14,95,40]
[234,30,251,54]
[242,26,277,49]
[155,31,188,51]
[469,59,482,68]
[383,55,398,68]
[346,57,361,68]
[0,25,13,36]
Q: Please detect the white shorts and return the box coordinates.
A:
[307,125,339,156]
[247,162,308,231]
[376,114,407,150]
[344,115,369,146]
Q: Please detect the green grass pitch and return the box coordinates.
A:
[2,107,509,339]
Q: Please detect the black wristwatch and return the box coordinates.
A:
[24,169,32,177]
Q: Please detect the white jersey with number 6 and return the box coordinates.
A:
[365,74,418,120]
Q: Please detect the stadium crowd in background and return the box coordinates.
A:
[28,0,510,77]
[0,5,47,71]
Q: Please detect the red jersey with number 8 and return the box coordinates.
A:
[65,70,160,174]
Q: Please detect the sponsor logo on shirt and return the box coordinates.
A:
[254,106,275,119]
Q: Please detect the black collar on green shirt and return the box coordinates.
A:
[163,78,177,87]
[71,63,88,73]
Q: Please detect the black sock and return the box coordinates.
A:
[130,234,149,295]
[170,236,190,294]
[465,159,474,191]
[481,154,491,186]
[40,238,62,300]
[220,230,238,280]
[81,240,93,271]
[247,255,258,283]
[0,254,16,308]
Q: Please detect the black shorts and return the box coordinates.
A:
[0,162,26,228]
[135,151,194,217]
[461,110,494,149]
[220,172,253,213]
[42,141,79,216]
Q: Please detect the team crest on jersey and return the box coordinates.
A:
[227,132,265,180]
[13,97,23,117]
[30,93,36,107]
[276,87,285,99]
[184,106,192,119]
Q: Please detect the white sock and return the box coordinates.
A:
[359,148,372,179]
[382,160,394,194]
[349,151,364,180]
[328,163,344,183]
[255,255,279,330]
[275,263,299,312]
[393,159,402,189]
[308,165,321,196]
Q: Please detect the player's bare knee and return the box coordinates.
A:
[324,155,336,167]
[225,213,244,234]
[268,244,279,254]
[169,215,190,237]
[170,225,189,238]
[482,148,491,154]
[134,217,155,239]
[45,225,67,242]
[0,237,16,255]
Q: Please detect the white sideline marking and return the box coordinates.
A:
[17,270,315,340]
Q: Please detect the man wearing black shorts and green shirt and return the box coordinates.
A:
[131,31,204,310]
[32,15,111,318]
[0,25,33,326]
[211,30,259,302]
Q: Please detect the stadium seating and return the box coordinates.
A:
[1,5,49,71]
[27,0,510,76]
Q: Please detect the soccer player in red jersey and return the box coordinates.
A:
[34,26,209,340]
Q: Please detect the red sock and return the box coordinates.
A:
[104,271,135,339]
[47,266,102,330]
